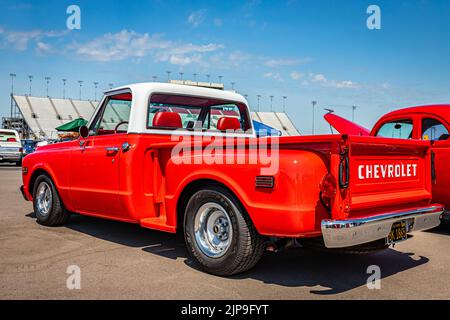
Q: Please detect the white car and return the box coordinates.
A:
[0,129,23,166]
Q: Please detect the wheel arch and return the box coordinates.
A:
[28,167,54,196]
[175,178,250,233]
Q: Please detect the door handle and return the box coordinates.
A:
[105,146,120,152]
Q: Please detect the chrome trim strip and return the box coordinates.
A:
[321,205,444,248]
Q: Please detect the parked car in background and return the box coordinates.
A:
[0,129,22,166]
[325,104,450,221]
[20,83,443,275]
[21,139,36,156]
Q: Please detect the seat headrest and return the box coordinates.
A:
[152,112,182,128]
[217,117,241,131]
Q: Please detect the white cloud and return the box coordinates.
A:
[214,18,223,27]
[263,72,283,81]
[330,80,359,89]
[264,57,311,68]
[227,51,252,67]
[69,29,223,66]
[36,41,53,55]
[310,73,327,83]
[2,30,43,51]
[71,30,163,62]
[308,73,359,89]
[290,71,303,80]
[188,9,207,27]
[0,28,67,51]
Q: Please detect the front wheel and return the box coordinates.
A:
[184,186,265,276]
[33,175,70,226]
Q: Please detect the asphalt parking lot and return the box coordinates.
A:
[1,164,449,300]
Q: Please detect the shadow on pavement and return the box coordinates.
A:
[230,248,428,295]
[425,222,450,236]
[67,214,188,259]
[26,212,429,294]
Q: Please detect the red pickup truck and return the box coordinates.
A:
[20,83,443,275]
[325,104,450,222]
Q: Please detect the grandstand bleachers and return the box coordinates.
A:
[13,95,99,139]
[251,111,299,136]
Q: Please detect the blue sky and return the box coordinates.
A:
[0,0,449,134]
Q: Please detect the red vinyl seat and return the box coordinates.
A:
[217,117,241,131]
[152,112,183,128]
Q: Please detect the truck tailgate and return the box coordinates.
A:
[334,135,433,219]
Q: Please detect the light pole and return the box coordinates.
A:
[78,80,83,100]
[152,76,157,82]
[231,82,235,90]
[28,75,33,96]
[269,95,274,112]
[166,71,171,82]
[193,73,198,82]
[45,77,51,97]
[218,75,223,83]
[282,96,287,113]
[108,83,114,90]
[179,72,184,81]
[257,95,261,111]
[62,79,67,99]
[9,73,16,118]
[94,82,99,101]
[312,100,317,135]
[206,74,211,84]
[352,105,357,122]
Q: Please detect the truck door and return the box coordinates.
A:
[420,116,450,210]
[70,91,132,219]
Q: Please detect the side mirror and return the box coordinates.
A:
[79,125,89,139]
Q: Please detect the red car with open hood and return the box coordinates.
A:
[325,104,450,221]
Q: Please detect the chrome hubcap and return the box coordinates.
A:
[36,182,52,217]
[194,202,233,258]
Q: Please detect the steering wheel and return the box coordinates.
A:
[114,121,129,134]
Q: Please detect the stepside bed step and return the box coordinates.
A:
[140,217,176,233]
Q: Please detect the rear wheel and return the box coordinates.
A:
[33,175,70,226]
[184,186,265,276]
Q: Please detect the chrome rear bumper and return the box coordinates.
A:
[321,205,444,248]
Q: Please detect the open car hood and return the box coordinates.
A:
[324,113,370,136]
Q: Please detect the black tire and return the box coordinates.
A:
[184,186,265,276]
[300,237,389,254]
[33,174,70,226]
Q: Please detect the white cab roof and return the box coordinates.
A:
[107,82,248,105]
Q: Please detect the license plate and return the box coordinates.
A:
[387,220,408,244]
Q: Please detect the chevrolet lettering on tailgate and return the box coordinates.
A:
[358,163,418,180]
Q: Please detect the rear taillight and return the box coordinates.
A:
[338,149,349,189]
[320,173,337,211]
